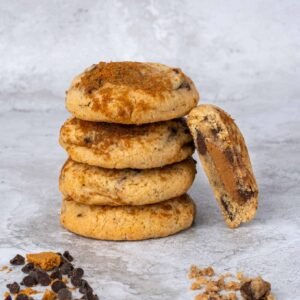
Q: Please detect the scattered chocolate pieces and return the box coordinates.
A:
[22,263,35,274]
[16,294,29,300]
[3,251,98,300]
[51,280,67,293]
[22,275,37,287]
[189,265,275,300]
[57,288,72,300]
[7,282,20,294]
[10,255,25,266]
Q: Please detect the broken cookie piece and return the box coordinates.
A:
[187,104,258,228]
[240,277,271,300]
[26,252,61,271]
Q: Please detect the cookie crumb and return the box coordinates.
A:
[26,252,61,271]
[42,289,57,300]
[240,277,271,300]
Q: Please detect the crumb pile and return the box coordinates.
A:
[3,252,98,300]
[188,265,275,300]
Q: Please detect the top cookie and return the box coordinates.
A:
[187,104,258,228]
[65,62,199,124]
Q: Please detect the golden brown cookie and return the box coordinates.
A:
[59,158,196,206]
[187,104,258,228]
[60,195,196,241]
[65,62,199,124]
[59,117,194,169]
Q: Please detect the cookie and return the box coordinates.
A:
[65,62,199,124]
[187,104,258,228]
[60,195,196,240]
[59,117,194,169]
[59,158,196,206]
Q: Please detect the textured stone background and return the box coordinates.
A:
[0,1,299,299]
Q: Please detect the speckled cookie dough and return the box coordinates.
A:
[65,62,199,124]
[187,104,258,228]
[59,117,194,169]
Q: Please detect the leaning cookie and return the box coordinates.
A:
[65,62,199,124]
[60,195,196,241]
[187,104,258,228]
[59,117,194,169]
[60,158,196,206]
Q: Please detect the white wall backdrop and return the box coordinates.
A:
[1,0,299,112]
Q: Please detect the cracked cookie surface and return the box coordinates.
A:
[187,104,258,228]
[65,62,199,124]
[60,158,196,206]
[60,194,196,240]
[59,117,194,169]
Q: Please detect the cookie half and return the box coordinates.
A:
[65,62,199,124]
[187,104,258,228]
[60,158,196,206]
[60,195,196,240]
[59,117,194,169]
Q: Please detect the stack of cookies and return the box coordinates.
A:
[59,62,200,240]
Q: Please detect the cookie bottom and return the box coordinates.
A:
[60,195,196,241]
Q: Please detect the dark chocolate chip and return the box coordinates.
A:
[83,137,92,144]
[172,68,180,74]
[238,189,256,201]
[178,81,191,90]
[168,126,178,137]
[60,262,74,275]
[196,130,207,155]
[36,270,51,286]
[62,251,74,262]
[71,268,84,279]
[51,280,67,293]
[82,291,98,300]
[224,148,234,164]
[21,263,35,274]
[77,213,83,217]
[7,282,20,294]
[50,268,63,280]
[16,294,29,300]
[10,254,25,265]
[22,275,37,287]
[211,126,222,137]
[71,276,82,287]
[57,288,72,300]
[79,280,93,294]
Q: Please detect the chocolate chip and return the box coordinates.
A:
[62,251,74,262]
[60,262,74,275]
[168,126,178,137]
[71,276,82,287]
[196,130,207,155]
[7,282,20,294]
[22,275,37,287]
[10,254,25,265]
[51,280,67,293]
[71,268,84,278]
[172,68,180,74]
[4,295,12,300]
[36,269,51,286]
[82,291,98,300]
[238,189,256,201]
[57,288,72,300]
[50,268,63,280]
[178,81,191,90]
[77,214,83,217]
[21,263,35,274]
[224,148,234,164]
[211,126,222,137]
[83,137,92,144]
[16,294,29,300]
[79,280,93,294]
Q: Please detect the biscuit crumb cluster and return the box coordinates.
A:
[188,265,275,300]
[3,251,98,300]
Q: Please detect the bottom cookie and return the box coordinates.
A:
[60,195,196,241]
